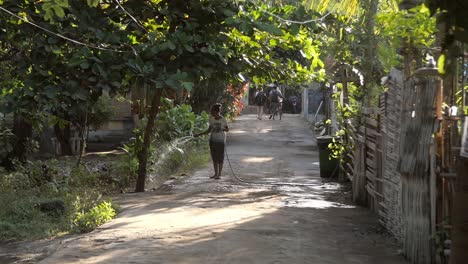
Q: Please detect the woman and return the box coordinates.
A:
[195,103,229,179]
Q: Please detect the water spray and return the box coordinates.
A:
[149,135,197,170]
[149,134,322,187]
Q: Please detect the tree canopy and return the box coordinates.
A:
[1,0,329,189]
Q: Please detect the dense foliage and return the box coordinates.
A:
[0,0,453,244]
[155,99,209,142]
[0,159,119,239]
[0,0,324,191]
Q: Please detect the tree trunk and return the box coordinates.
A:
[76,110,88,167]
[53,123,73,155]
[135,88,163,192]
[362,0,380,106]
[450,156,468,263]
[11,114,32,162]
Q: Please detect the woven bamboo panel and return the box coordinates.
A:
[380,68,404,242]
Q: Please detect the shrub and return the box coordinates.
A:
[221,83,247,119]
[0,126,15,163]
[0,191,67,240]
[69,166,98,187]
[155,99,208,142]
[0,159,118,240]
[87,96,115,131]
[73,200,116,233]
[119,139,140,181]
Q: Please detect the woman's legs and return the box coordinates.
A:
[210,141,225,179]
[211,162,219,178]
[279,102,283,120]
[217,163,223,177]
[209,142,218,177]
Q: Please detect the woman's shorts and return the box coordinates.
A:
[209,141,225,163]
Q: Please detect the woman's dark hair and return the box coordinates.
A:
[211,103,222,113]
[211,103,221,113]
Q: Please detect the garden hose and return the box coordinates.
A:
[224,147,337,187]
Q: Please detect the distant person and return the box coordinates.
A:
[264,88,271,115]
[195,103,229,179]
[289,95,298,114]
[254,87,267,120]
[276,87,284,120]
[268,85,284,120]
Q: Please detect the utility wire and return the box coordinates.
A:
[0,6,127,53]
[113,0,148,33]
[259,9,331,25]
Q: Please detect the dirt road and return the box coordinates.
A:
[37,114,407,264]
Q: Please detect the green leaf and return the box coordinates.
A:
[181,81,193,91]
[93,64,108,78]
[225,17,237,25]
[44,88,56,99]
[80,62,90,69]
[222,9,237,17]
[167,40,176,50]
[90,57,103,63]
[248,40,261,48]
[437,54,445,74]
[184,44,194,52]
[55,0,69,8]
[256,22,283,36]
[52,6,65,18]
[289,24,300,35]
[48,37,59,44]
[240,22,253,34]
[68,57,83,67]
[87,0,99,7]
[164,79,178,88]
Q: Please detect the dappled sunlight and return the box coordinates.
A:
[100,191,281,240]
[309,182,342,191]
[241,157,274,163]
[259,128,272,133]
[230,130,248,134]
[116,204,279,249]
[155,202,277,231]
[47,188,358,264]
[275,186,355,209]
[283,198,355,209]
[75,248,129,264]
[284,195,355,209]
[154,213,273,247]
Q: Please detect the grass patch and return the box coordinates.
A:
[178,142,210,174]
[0,138,209,241]
[0,160,119,241]
[174,142,210,174]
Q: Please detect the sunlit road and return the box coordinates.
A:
[39,114,408,264]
